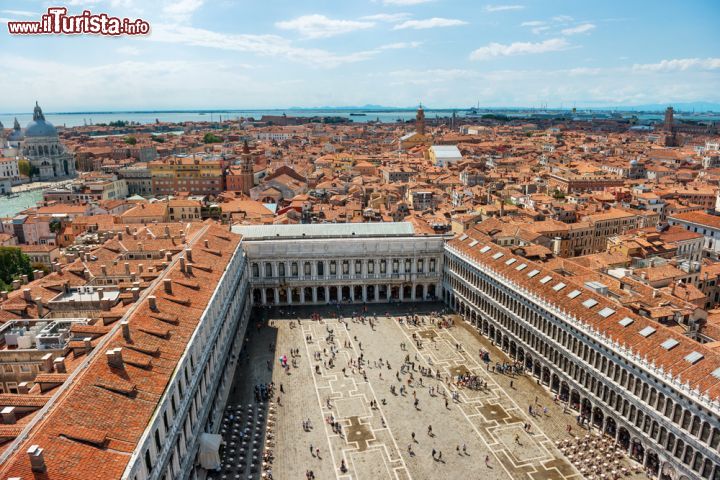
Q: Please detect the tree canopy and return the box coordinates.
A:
[0,247,33,291]
[203,132,222,144]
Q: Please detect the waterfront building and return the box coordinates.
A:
[20,103,76,180]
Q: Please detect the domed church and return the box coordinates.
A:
[20,102,75,180]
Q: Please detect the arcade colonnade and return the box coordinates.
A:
[443,245,720,480]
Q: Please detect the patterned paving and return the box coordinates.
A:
[223,304,599,479]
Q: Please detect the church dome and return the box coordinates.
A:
[7,118,24,141]
[24,119,57,138]
[24,102,57,138]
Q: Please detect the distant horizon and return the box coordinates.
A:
[3,102,720,117]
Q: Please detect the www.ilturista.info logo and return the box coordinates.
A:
[7,7,150,35]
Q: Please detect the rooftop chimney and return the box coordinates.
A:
[180,257,186,272]
[186,264,193,276]
[106,347,124,369]
[138,264,144,274]
[164,226,170,238]
[1,406,16,424]
[83,337,92,352]
[35,297,44,317]
[121,321,131,342]
[101,264,107,276]
[21,274,29,285]
[18,382,29,394]
[165,251,172,262]
[27,445,46,473]
[163,279,173,295]
[124,262,131,275]
[53,357,66,374]
[41,353,53,372]
[148,295,157,311]
[185,248,193,263]
[97,288,104,300]
[0,291,7,300]
[22,288,32,301]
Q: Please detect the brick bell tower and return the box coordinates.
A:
[240,140,254,195]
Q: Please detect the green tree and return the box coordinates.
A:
[151,136,165,143]
[0,247,33,291]
[203,132,222,144]
[124,136,137,145]
[18,159,31,177]
[49,218,63,234]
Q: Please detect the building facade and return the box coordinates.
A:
[443,233,720,480]
[232,223,445,306]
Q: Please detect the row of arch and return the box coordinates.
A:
[251,283,438,305]
[442,253,720,480]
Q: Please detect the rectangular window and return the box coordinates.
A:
[429,259,436,272]
[380,260,386,274]
[392,259,399,274]
[355,260,362,274]
[417,259,424,273]
[330,261,337,275]
[368,261,375,274]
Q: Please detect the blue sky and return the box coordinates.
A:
[0,0,718,111]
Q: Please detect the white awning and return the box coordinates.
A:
[198,433,223,470]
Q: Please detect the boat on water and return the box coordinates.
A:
[6,193,20,198]
[349,113,367,116]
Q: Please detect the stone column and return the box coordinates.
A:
[300,288,306,304]
[286,287,292,305]
[423,284,428,300]
[273,288,280,305]
[374,286,379,302]
[362,285,367,302]
[261,289,267,305]
[312,287,318,303]
[324,286,329,303]
[350,286,355,303]
[411,285,416,301]
[399,286,404,302]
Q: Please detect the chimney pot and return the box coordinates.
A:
[97,288,104,300]
[163,279,173,295]
[12,279,21,290]
[148,295,157,311]
[106,347,124,369]
[121,321,131,342]
[185,248,193,262]
[124,262,131,275]
[17,382,29,394]
[1,406,17,424]
[204,239,209,248]
[138,263,144,273]
[180,257,186,272]
[101,264,107,276]
[165,251,172,261]
[27,444,46,473]
[21,274,29,284]
[83,337,92,350]
[41,353,53,372]
[23,289,32,301]
[35,297,44,317]
[53,357,66,374]
[186,264,193,276]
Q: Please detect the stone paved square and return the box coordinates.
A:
[216,303,647,480]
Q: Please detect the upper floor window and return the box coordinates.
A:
[251,263,259,278]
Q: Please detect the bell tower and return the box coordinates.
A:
[240,141,254,195]
[416,104,426,136]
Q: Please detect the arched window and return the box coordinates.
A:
[251,263,259,278]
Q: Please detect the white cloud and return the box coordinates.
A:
[379,41,422,50]
[276,14,374,39]
[116,46,141,56]
[393,17,467,30]
[632,58,720,72]
[381,0,434,5]
[470,38,569,61]
[1,10,37,17]
[360,13,410,22]
[520,20,544,27]
[163,0,203,23]
[484,5,524,12]
[150,23,388,68]
[561,23,595,35]
[552,15,574,23]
